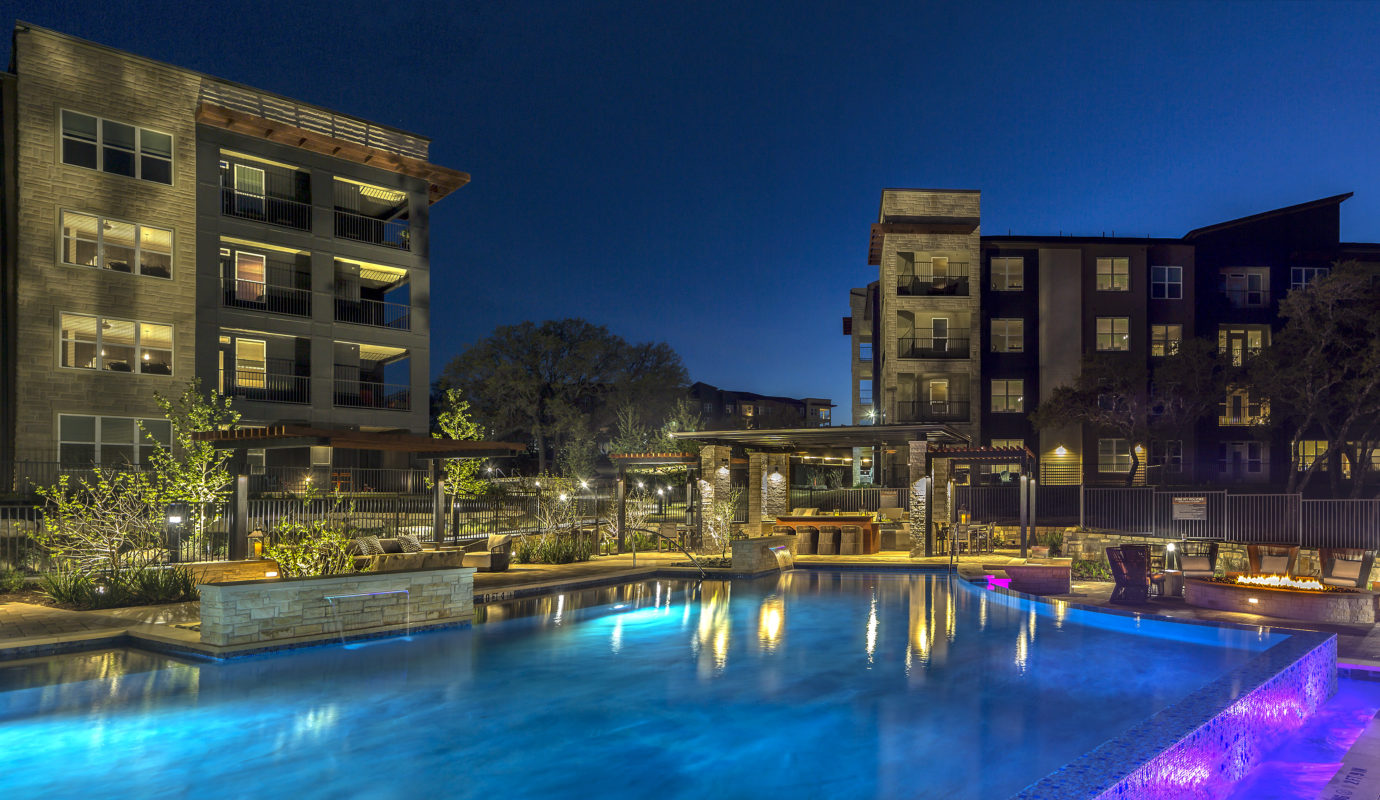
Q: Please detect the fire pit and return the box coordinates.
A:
[1185,574,1376,623]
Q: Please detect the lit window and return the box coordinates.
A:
[57,413,170,466]
[1096,317,1130,351]
[1150,440,1183,473]
[1290,267,1330,290]
[1150,324,1181,357]
[990,379,1024,413]
[61,211,172,279]
[61,110,172,184]
[1221,269,1269,307]
[991,257,1024,291]
[59,313,173,375]
[1218,327,1268,365]
[1296,440,1327,472]
[991,319,1024,353]
[1096,257,1130,291]
[1098,438,1133,473]
[1151,266,1182,299]
[1219,388,1266,426]
[981,438,1023,482]
[742,404,755,417]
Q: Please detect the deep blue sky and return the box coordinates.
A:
[10,1,1380,422]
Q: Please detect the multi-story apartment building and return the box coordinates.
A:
[0,23,467,486]
[846,188,1380,488]
[689,382,833,429]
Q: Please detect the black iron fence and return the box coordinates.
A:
[789,486,909,513]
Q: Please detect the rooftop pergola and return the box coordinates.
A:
[193,426,527,556]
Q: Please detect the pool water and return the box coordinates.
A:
[0,571,1289,799]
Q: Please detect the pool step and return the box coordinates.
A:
[1319,708,1380,799]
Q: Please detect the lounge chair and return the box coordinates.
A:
[1246,544,1299,576]
[1178,540,1219,579]
[1320,548,1376,588]
[1107,545,1151,605]
[816,526,840,556]
[794,526,819,555]
[461,534,512,572]
[839,525,863,555]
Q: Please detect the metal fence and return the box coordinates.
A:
[789,487,909,513]
[953,485,1079,525]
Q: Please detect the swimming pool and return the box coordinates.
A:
[0,570,1330,799]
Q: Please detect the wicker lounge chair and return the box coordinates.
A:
[1320,548,1376,588]
[794,526,819,555]
[1178,540,1219,579]
[839,525,863,555]
[1107,545,1151,605]
[1247,544,1299,576]
[816,525,841,556]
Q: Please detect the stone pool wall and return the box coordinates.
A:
[731,535,796,573]
[1062,529,1378,584]
[199,567,475,647]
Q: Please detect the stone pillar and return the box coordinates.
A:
[747,453,791,535]
[699,445,732,541]
[748,452,766,529]
[907,441,928,556]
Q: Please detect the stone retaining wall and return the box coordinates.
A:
[731,535,796,573]
[199,567,474,647]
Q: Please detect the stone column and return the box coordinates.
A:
[748,452,766,531]
[699,445,732,542]
[907,441,928,556]
[762,454,790,527]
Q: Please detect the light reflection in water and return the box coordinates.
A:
[757,594,784,652]
[696,581,732,677]
[865,590,879,664]
[979,594,988,631]
[611,615,623,654]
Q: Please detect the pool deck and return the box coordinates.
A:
[2,550,1379,667]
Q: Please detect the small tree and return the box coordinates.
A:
[653,398,703,452]
[605,485,653,551]
[35,470,163,579]
[432,387,491,498]
[609,403,653,455]
[702,485,743,558]
[556,431,598,479]
[143,379,240,549]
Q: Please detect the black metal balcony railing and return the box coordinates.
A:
[225,368,311,405]
[898,337,970,359]
[334,297,411,330]
[220,187,312,231]
[250,466,432,495]
[896,400,971,423]
[223,278,312,317]
[334,209,410,251]
[897,264,970,296]
[334,379,410,410]
[1223,346,1263,366]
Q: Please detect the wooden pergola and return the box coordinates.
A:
[193,425,526,557]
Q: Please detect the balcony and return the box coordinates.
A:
[897,264,970,297]
[334,208,410,251]
[334,378,410,410]
[220,187,312,232]
[224,365,310,405]
[334,296,410,330]
[898,337,969,359]
[897,400,971,423]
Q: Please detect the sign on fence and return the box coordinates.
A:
[1171,496,1208,521]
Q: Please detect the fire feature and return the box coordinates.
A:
[1187,575,1375,623]
[1233,574,1331,592]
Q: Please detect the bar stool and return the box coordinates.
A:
[840,525,862,556]
[817,525,840,556]
[795,526,819,555]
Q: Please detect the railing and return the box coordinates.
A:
[220,187,312,231]
[334,209,410,251]
[333,379,410,410]
[226,368,311,405]
[250,466,434,495]
[200,81,430,160]
[897,264,970,296]
[951,484,1080,526]
[0,504,44,573]
[334,296,411,330]
[1223,346,1264,366]
[223,278,312,317]
[1302,499,1380,550]
[789,487,908,514]
[896,400,970,423]
[898,337,969,359]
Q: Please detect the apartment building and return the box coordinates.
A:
[689,382,833,429]
[0,23,467,484]
[846,188,1380,488]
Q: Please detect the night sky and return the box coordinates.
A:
[9,1,1380,422]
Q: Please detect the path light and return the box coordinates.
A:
[558,493,568,502]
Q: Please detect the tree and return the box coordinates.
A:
[143,379,240,547]
[432,387,490,498]
[1032,345,1228,486]
[440,319,688,472]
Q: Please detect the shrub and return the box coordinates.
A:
[0,567,27,593]
[1035,530,1064,557]
[513,532,595,564]
[262,520,359,578]
[38,565,198,609]
[1071,558,1112,581]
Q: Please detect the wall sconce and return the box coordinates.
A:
[959,507,971,525]
[1054,445,1068,456]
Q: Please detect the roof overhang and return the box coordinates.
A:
[192,425,525,459]
[868,220,980,265]
[670,424,969,452]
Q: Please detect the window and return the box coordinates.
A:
[1221,269,1269,307]
[702,402,714,414]
[858,380,873,405]
[931,318,949,352]
[1219,388,1266,426]
[1218,326,1268,365]
[1150,440,1183,473]
[859,341,873,361]
[741,404,755,417]
[1096,257,1130,291]
[61,211,172,279]
[59,313,172,374]
[1296,440,1328,472]
[991,257,1024,291]
[991,319,1024,353]
[61,110,172,184]
[990,379,1024,413]
[1150,324,1181,357]
[1096,317,1130,351]
[1098,438,1133,473]
[230,250,267,302]
[57,413,170,466]
[1151,266,1183,299]
[1219,442,1265,476]
[1291,267,1330,290]
[981,438,1023,483]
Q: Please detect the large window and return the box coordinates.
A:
[1219,388,1266,426]
[59,313,173,374]
[61,110,172,184]
[61,211,172,279]
[1096,257,1130,291]
[990,379,1024,413]
[859,379,873,405]
[1291,267,1330,290]
[1221,269,1269,307]
[1098,438,1133,473]
[1150,324,1181,357]
[858,341,873,361]
[991,257,1024,291]
[58,413,171,465]
[1219,441,1265,476]
[1151,266,1182,299]
[1150,440,1183,473]
[1096,317,1130,351]
[1296,440,1328,472]
[991,318,1024,353]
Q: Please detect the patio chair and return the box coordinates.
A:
[1246,544,1299,576]
[839,525,862,556]
[816,525,840,556]
[1320,548,1376,588]
[1106,545,1151,605]
[795,525,819,555]
[1178,540,1219,579]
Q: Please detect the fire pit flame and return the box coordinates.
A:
[1234,574,1327,592]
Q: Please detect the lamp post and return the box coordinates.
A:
[165,502,187,564]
